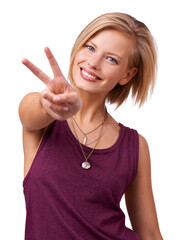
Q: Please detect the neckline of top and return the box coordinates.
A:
[63,119,125,154]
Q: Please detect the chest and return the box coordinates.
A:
[67,118,120,149]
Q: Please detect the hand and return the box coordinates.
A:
[22,47,82,120]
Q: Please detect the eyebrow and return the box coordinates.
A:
[87,40,123,62]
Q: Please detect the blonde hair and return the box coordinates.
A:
[68,12,157,107]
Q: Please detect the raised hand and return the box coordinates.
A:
[22,47,82,121]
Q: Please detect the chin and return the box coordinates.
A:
[74,82,101,94]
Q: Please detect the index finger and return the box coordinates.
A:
[44,47,64,78]
[22,58,50,84]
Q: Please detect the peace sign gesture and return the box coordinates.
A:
[22,47,82,121]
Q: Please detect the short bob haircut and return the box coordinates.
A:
[68,12,157,107]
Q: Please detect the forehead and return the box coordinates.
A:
[88,29,135,57]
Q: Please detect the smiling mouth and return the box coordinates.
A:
[80,68,101,80]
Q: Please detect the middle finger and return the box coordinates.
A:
[44,47,64,78]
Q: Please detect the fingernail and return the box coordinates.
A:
[22,58,27,64]
[62,107,69,111]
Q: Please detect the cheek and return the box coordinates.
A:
[71,63,78,82]
[72,54,81,75]
[71,58,82,84]
[105,68,122,83]
[72,51,87,78]
[109,63,129,82]
[74,50,86,64]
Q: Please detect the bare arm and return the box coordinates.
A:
[125,135,163,240]
[19,47,82,178]
[19,92,54,131]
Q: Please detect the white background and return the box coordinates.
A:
[0,0,179,239]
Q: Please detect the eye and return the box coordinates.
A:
[86,45,95,52]
[107,57,118,64]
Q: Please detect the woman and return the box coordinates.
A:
[19,12,163,239]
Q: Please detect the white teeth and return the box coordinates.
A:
[82,69,97,79]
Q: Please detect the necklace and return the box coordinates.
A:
[72,115,106,145]
[85,125,106,146]
[71,111,107,170]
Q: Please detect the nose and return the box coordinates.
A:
[87,55,101,69]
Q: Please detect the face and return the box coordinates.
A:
[72,29,137,97]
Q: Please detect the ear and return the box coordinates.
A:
[119,67,138,86]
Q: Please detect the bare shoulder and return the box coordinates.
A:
[138,134,151,172]
[138,134,149,151]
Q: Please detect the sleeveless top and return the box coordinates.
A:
[23,120,140,240]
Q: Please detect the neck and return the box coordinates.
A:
[74,88,107,126]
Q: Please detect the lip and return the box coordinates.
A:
[80,67,102,82]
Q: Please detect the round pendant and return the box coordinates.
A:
[82,161,91,170]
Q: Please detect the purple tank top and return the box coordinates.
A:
[23,120,140,240]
